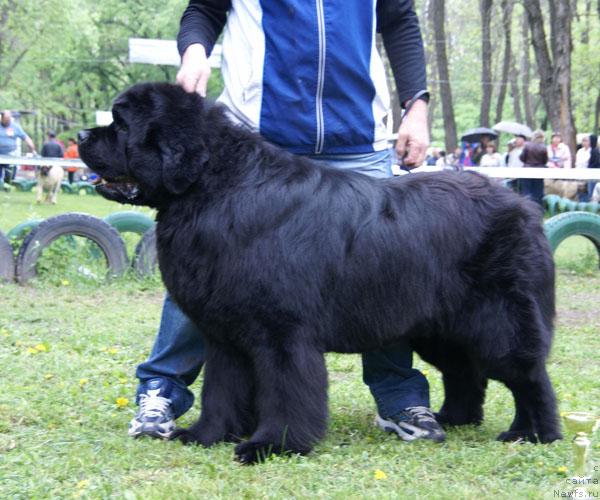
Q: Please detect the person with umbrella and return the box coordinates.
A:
[460,127,497,166]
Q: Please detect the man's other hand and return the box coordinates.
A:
[176,44,211,96]
[396,99,430,168]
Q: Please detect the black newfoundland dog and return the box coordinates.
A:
[79,83,561,463]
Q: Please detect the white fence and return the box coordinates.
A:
[3,155,600,181]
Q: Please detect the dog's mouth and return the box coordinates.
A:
[95,176,144,204]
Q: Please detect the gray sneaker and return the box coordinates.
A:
[376,406,446,443]
[128,389,175,439]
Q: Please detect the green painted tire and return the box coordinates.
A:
[7,219,43,242]
[103,211,155,236]
[0,230,14,282]
[10,179,28,191]
[557,198,577,213]
[587,203,600,214]
[76,182,97,195]
[15,213,129,284]
[61,182,76,194]
[132,227,158,276]
[544,212,600,268]
[543,195,561,217]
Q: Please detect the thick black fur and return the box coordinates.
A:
[79,83,562,463]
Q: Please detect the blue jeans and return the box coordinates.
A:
[136,149,430,418]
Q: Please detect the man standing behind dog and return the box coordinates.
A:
[130,0,445,444]
[41,130,64,158]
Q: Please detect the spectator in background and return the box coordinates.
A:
[435,150,446,168]
[0,110,37,183]
[575,135,592,201]
[506,135,526,168]
[41,130,64,158]
[519,130,547,207]
[63,137,79,184]
[575,135,591,169]
[547,132,571,168]
[479,143,503,167]
[426,148,440,166]
[447,146,463,169]
[588,134,599,201]
[471,134,493,166]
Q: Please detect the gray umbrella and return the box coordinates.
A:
[460,127,498,143]
[493,121,533,139]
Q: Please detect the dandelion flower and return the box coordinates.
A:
[26,347,38,354]
[34,343,48,352]
[79,378,89,388]
[44,374,54,380]
[118,377,127,384]
[557,466,568,474]
[61,279,70,286]
[374,469,387,480]
[76,479,89,489]
[116,397,129,408]
[107,347,118,355]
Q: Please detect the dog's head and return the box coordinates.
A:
[78,83,210,207]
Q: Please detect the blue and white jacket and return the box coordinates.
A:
[178,0,427,155]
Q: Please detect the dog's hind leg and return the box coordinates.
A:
[234,341,328,464]
[172,342,255,447]
[497,364,561,444]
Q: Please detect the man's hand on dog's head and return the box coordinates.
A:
[176,43,211,97]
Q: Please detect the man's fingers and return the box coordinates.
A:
[404,140,427,167]
[176,71,197,94]
[396,133,409,160]
[196,69,211,97]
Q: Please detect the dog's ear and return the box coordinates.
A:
[158,137,209,195]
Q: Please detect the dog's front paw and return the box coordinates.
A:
[496,430,538,444]
[234,440,278,464]
[170,426,224,447]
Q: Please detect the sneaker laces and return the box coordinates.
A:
[405,406,436,422]
[139,391,172,419]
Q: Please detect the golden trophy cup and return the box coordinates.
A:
[562,412,599,495]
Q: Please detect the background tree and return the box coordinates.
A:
[479,0,494,127]
[430,0,458,152]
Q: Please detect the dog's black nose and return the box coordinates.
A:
[78,130,91,143]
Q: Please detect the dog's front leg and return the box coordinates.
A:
[50,183,59,204]
[172,341,256,447]
[234,340,328,464]
[35,181,43,204]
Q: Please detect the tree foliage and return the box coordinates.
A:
[0,0,598,149]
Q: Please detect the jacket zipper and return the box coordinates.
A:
[315,0,326,154]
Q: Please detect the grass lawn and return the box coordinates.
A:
[1,191,599,499]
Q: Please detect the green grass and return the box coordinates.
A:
[0,191,154,234]
[1,192,599,499]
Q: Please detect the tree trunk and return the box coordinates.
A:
[509,64,523,124]
[554,0,577,154]
[495,0,513,123]
[424,0,437,136]
[431,0,457,151]
[594,92,600,135]
[521,14,535,128]
[480,0,494,127]
[524,0,561,130]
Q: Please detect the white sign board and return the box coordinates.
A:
[128,38,222,68]
[96,111,113,126]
